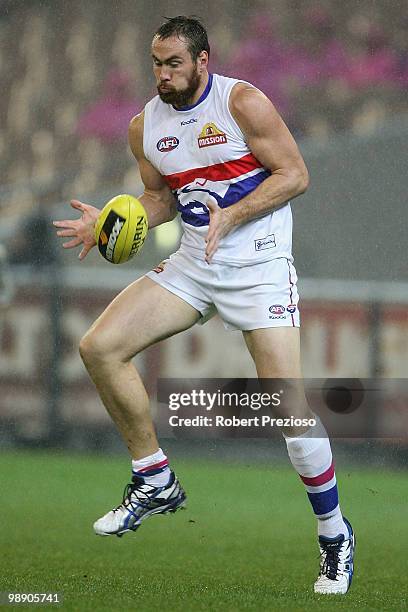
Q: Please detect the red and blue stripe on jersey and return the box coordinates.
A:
[164,153,270,227]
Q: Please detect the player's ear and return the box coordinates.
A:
[197,50,208,70]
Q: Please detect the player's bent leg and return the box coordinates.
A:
[243,326,355,594]
[79,276,200,457]
[79,276,200,537]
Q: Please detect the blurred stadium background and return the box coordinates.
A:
[0,1,407,608]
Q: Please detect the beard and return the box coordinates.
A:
[157,68,201,107]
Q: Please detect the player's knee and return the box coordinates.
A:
[79,329,102,367]
[79,327,120,367]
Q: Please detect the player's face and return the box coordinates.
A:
[151,35,207,107]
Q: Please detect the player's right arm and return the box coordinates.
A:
[128,111,178,228]
[53,111,177,260]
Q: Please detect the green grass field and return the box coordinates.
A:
[1,451,407,611]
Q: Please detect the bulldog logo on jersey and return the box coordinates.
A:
[198,122,227,148]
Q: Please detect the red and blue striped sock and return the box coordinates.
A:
[131,448,171,487]
[285,416,348,539]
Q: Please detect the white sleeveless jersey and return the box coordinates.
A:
[143,73,293,266]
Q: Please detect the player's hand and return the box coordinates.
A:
[53,200,100,260]
[205,199,234,264]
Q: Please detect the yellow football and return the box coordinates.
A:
[94,194,148,264]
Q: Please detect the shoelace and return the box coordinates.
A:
[113,477,154,514]
[319,541,343,580]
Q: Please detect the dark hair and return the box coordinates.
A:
[154,16,210,61]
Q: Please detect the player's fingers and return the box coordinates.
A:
[205,199,220,241]
[205,225,216,246]
[56,229,77,238]
[53,220,76,228]
[205,223,215,243]
[206,199,218,213]
[70,199,88,211]
[62,237,82,249]
[205,233,219,262]
[205,245,215,264]
[78,243,93,260]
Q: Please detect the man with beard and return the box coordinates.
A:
[54,16,355,595]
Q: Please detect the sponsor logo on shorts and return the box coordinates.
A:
[152,261,166,274]
[98,210,125,262]
[269,305,285,315]
[255,234,276,251]
[286,304,297,313]
[269,304,287,319]
[181,118,197,126]
[157,136,179,152]
[198,122,227,148]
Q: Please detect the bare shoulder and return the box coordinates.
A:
[129,110,144,136]
[128,111,145,158]
[228,81,308,179]
[229,82,278,134]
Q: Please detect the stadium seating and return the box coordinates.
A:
[1,0,406,223]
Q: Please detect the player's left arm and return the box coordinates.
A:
[205,84,309,262]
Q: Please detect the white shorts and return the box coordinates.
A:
[145,250,300,331]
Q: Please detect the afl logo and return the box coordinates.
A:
[269,304,285,315]
[157,136,179,152]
